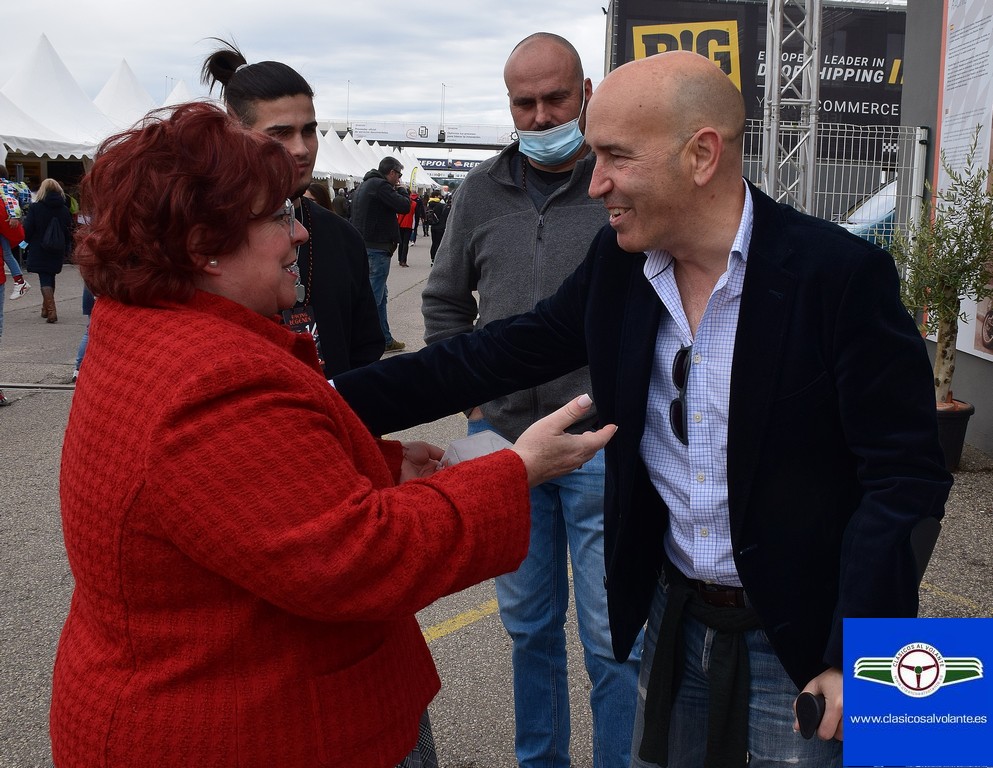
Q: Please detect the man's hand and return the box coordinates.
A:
[399,441,444,482]
[511,394,617,487]
[794,667,843,741]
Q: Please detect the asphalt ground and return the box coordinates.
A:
[2,243,991,768]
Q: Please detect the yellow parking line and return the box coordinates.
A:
[920,581,982,612]
[420,580,979,646]
[423,599,500,644]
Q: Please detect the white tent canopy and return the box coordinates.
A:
[358,139,387,168]
[316,130,366,183]
[0,91,95,165]
[397,148,438,191]
[369,141,434,188]
[340,132,375,177]
[2,34,116,145]
[335,134,437,190]
[0,35,446,186]
[367,142,436,191]
[95,59,157,129]
[162,80,208,108]
[313,131,352,182]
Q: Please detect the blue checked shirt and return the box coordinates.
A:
[639,182,754,586]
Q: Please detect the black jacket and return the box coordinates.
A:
[427,199,449,231]
[349,170,410,247]
[333,182,951,690]
[298,198,384,376]
[24,191,72,274]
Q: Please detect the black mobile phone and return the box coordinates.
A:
[795,692,826,740]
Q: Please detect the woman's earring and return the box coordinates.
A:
[208,259,219,268]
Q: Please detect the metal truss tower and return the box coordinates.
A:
[761,0,822,212]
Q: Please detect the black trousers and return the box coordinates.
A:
[397,229,412,264]
[429,228,444,262]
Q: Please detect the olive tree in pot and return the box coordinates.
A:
[890,127,993,471]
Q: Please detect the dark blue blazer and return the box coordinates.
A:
[335,183,951,689]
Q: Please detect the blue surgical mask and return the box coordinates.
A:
[516,90,587,166]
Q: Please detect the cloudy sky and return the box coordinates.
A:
[12,1,610,134]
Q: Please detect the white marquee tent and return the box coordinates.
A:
[94,60,157,130]
[2,34,115,146]
[0,36,103,165]
[359,142,385,171]
[1,35,438,185]
[337,136,436,191]
[397,148,439,190]
[0,90,94,166]
[162,80,216,109]
[315,130,366,184]
[340,132,375,176]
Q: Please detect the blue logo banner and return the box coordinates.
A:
[845,618,992,767]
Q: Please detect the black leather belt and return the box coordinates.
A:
[686,578,749,609]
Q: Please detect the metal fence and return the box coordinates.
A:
[743,119,928,247]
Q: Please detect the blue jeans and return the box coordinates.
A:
[2,236,23,278]
[75,315,91,370]
[366,248,394,344]
[630,574,843,768]
[469,418,642,768]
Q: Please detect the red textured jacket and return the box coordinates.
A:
[51,291,531,768]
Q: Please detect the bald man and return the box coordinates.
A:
[335,51,950,768]
[422,33,638,768]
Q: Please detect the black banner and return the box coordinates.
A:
[610,0,905,126]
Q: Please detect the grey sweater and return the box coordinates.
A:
[422,143,609,440]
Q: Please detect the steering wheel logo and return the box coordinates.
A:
[891,643,946,697]
[854,642,982,697]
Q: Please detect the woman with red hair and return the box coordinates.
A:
[50,102,614,768]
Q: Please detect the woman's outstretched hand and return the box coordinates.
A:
[511,394,617,488]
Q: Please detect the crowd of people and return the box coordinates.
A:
[301,166,454,262]
[0,29,953,768]
[1,165,75,406]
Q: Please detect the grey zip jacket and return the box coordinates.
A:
[422,143,609,441]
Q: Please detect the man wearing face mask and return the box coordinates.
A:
[421,33,641,768]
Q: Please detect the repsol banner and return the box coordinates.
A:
[417,158,486,171]
[608,0,905,126]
